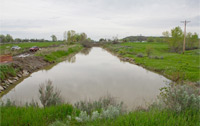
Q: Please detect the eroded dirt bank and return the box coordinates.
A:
[0,44,83,95]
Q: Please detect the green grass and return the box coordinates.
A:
[84,109,199,126]
[1,104,78,126]
[0,41,64,55]
[1,105,199,126]
[37,44,83,62]
[0,64,17,81]
[104,42,200,82]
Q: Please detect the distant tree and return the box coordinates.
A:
[186,32,199,50]
[0,34,6,43]
[162,31,170,42]
[51,35,57,42]
[15,38,22,42]
[169,26,183,52]
[80,32,87,41]
[63,31,67,42]
[5,34,13,42]
[147,37,155,42]
[67,30,76,44]
[99,38,105,42]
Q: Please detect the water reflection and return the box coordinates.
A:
[80,48,92,56]
[66,55,76,63]
[2,47,169,110]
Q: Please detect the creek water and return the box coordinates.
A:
[2,47,169,109]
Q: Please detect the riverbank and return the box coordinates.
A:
[103,42,200,84]
[2,104,198,126]
[0,44,83,96]
[2,83,199,126]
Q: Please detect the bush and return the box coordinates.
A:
[74,95,123,115]
[39,80,63,107]
[136,53,144,57]
[146,46,153,57]
[159,83,200,112]
[80,40,93,48]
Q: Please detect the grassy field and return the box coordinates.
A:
[0,44,83,82]
[0,41,64,55]
[104,42,200,82]
[35,44,83,62]
[1,104,199,126]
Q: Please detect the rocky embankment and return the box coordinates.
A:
[0,56,50,94]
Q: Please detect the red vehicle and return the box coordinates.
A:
[29,46,39,52]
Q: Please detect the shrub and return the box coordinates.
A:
[159,83,200,112]
[39,80,63,107]
[80,40,93,48]
[146,46,153,57]
[74,95,123,115]
[136,53,144,57]
[101,105,120,119]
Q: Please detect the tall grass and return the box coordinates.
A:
[0,64,17,81]
[1,81,199,126]
[36,44,83,62]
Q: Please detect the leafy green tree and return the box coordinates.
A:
[0,34,6,43]
[80,32,87,41]
[186,32,199,49]
[5,34,13,42]
[169,26,183,52]
[15,38,22,42]
[162,31,170,42]
[51,35,57,42]
[67,30,76,44]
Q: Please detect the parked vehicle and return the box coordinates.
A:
[29,46,39,52]
[11,46,21,50]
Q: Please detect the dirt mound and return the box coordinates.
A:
[12,56,50,72]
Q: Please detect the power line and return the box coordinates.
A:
[180,20,190,54]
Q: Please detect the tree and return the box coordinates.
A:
[147,37,155,42]
[63,31,67,42]
[162,31,170,42]
[15,38,22,42]
[80,32,87,41]
[67,30,76,44]
[51,35,57,42]
[0,34,6,43]
[169,26,183,52]
[186,32,199,49]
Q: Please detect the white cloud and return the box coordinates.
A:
[0,0,199,40]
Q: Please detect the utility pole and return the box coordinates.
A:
[180,20,190,54]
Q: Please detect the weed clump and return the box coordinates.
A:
[136,53,144,57]
[39,80,63,107]
[159,83,200,112]
[74,95,123,115]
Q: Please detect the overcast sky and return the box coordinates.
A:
[0,0,199,40]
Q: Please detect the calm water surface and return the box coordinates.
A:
[2,47,169,109]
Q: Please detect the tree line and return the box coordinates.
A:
[162,26,199,52]
[0,34,51,43]
[63,30,93,44]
